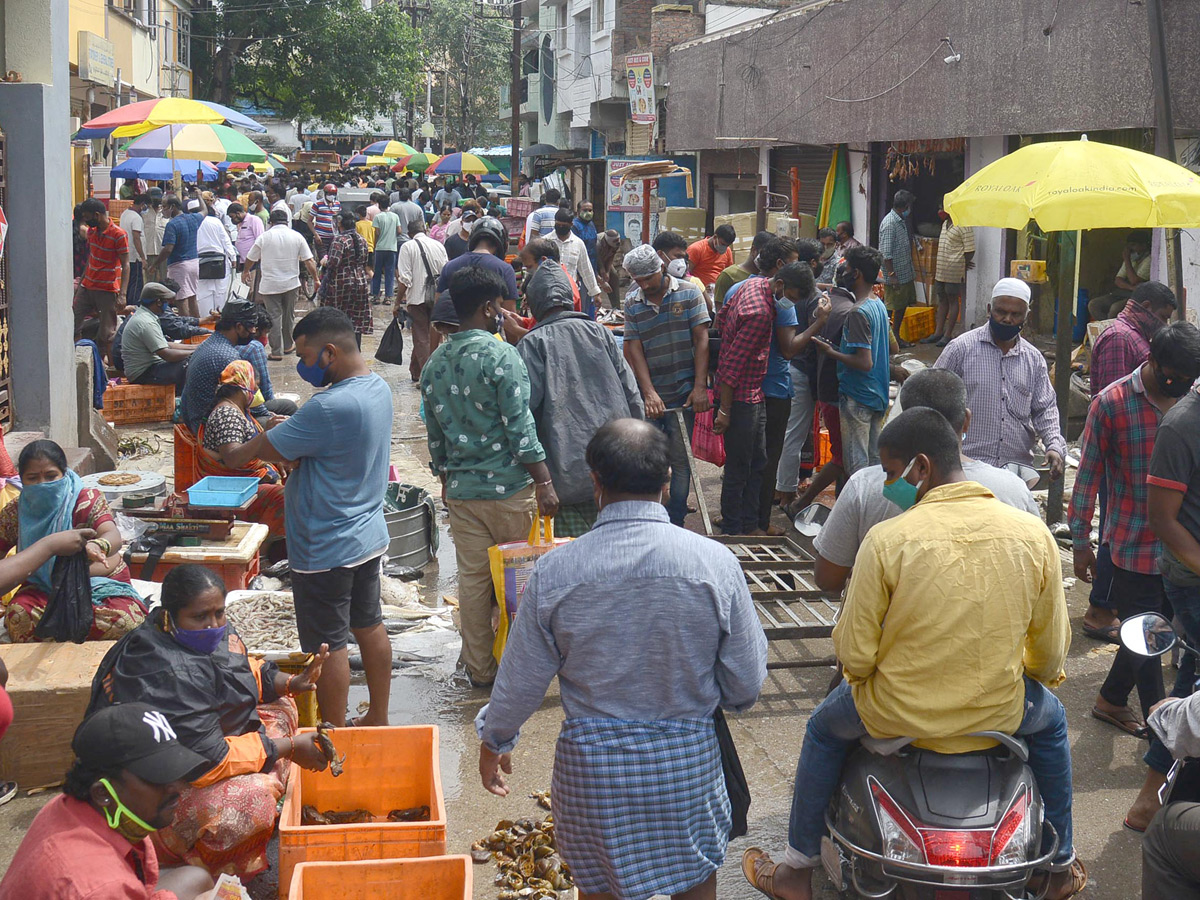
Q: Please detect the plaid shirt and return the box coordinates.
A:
[1089,300,1160,396]
[877,210,914,285]
[933,324,1067,467]
[715,276,776,404]
[1068,367,1161,574]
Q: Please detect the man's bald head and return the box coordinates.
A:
[586,419,670,497]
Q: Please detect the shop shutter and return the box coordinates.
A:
[769,145,833,218]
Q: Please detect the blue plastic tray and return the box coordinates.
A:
[186,476,259,508]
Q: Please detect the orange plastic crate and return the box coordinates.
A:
[278,725,447,899]
[102,381,176,426]
[173,424,200,492]
[182,331,212,345]
[288,856,471,900]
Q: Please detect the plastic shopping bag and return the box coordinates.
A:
[375,317,405,366]
[691,393,726,467]
[35,551,93,644]
[489,516,570,662]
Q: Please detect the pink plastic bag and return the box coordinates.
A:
[690,397,725,467]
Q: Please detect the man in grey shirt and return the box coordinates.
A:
[391,188,425,248]
[476,418,766,900]
[812,367,1039,593]
[516,262,644,537]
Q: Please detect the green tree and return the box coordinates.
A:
[421,0,512,150]
[193,0,422,127]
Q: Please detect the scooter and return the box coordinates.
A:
[821,730,1058,898]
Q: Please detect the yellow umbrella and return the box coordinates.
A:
[944,137,1200,230]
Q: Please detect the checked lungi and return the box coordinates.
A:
[551,717,731,900]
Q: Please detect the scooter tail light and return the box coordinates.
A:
[920,828,993,867]
[990,788,1032,866]
[869,777,925,864]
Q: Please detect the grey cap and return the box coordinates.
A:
[623,243,662,278]
[140,282,177,305]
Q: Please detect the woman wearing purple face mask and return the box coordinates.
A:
[87,564,332,879]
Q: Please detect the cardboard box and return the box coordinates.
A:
[714,211,816,257]
[0,642,111,788]
[660,207,707,243]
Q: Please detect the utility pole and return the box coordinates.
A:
[510,0,521,193]
[1147,0,1185,317]
[424,70,434,153]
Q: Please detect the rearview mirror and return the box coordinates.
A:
[1120,613,1177,658]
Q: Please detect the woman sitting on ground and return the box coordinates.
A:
[87,564,330,878]
[0,440,147,642]
[197,360,287,551]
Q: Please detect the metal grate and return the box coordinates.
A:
[0,129,11,431]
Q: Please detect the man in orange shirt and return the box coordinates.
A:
[687,225,736,297]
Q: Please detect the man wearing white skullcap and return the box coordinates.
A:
[621,238,712,526]
[933,277,1066,479]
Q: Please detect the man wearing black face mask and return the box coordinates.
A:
[179,299,262,433]
[934,277,1066,478]
[551,209,603,317]
[1069,323,1200,767]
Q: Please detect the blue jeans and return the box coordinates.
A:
[651,407,695,527]
[1147,578,1200,774]
[839,395,883,476]
[786,677,1074,868]
[371,249,397,297]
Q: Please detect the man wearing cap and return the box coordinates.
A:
[621,243,711,527]
[0,703,215,900]
[596,229,623,309]
[934,277,1067,477]
[118,283,199,394]
[444,205,478,261]
[516,261,643,536]
[310,184,340,251]
[244,209,317,359]
[156,196,206,319]
[179,300,267,433]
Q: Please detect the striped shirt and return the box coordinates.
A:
[935,222,976,284]
[877,209,914,285]
[310,198,340,242]
[81,222,128,293]
[623,276,711,408]
[933,324,1067,467]
[523,205,559,243]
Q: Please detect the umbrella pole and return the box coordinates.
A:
[1045,228,1081,526]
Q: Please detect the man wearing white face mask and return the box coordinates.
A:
[934,277,1066,478]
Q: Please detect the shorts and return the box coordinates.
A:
[818,401,843,467]
[934,280,962,301]
[291,555,384,652]
[884,280,916,312]
[168,258,200,298]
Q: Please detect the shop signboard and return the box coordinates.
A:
[78,32,116,86]
[606,159,658,212]
[625,53,656,125]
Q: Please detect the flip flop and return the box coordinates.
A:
[742,847,785,900]
[1092,705,1150,739]
[1082,622,1121,644]
[1123,817,1148,834]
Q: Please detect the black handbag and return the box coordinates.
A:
[198,252,227,280]
[714,707,751,838]
[375,317,405,366]
[35,551,93,644]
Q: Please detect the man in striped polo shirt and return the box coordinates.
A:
[621,241,711,527]
[73,198,129,363]
[310,183,340,252]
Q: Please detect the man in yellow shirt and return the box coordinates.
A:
[743,407,1084,900]
[354,205,376,253]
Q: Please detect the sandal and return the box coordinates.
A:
[1091,705,1149,739]
[1027,860,1089,899]
[268,354,284,361]
[1082,622,1121,644]
[742,847,784,900]
[1123,816,1148,834]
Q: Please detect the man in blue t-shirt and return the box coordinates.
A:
[156,197,205,318]
[813,245,891,475]
[224,307,395,729]
[435,216,519,307]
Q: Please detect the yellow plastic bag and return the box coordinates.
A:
[489,516,570,662]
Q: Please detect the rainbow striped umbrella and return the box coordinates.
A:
[390,153,440,174]
[76,98,265,139]
[123,124,267,164]
[362,140,420,158]
[345,154,396,167]
[426,152,504,178]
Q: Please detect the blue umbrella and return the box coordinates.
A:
[110,156,217,182]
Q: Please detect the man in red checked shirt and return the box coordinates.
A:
[712,237,797,535]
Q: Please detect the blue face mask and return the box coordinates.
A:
[882,458,924,511]
[296,348,331,387]
[171,617,227,654]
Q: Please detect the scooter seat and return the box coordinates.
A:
[859,732,1029,761]
[861,736,914,755]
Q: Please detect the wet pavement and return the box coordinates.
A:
[0,308,1151,898]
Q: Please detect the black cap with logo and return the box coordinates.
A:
[72,703,209,785]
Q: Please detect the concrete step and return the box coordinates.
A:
[4,432,97,476]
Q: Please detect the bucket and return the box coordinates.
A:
[383,483,435,570]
